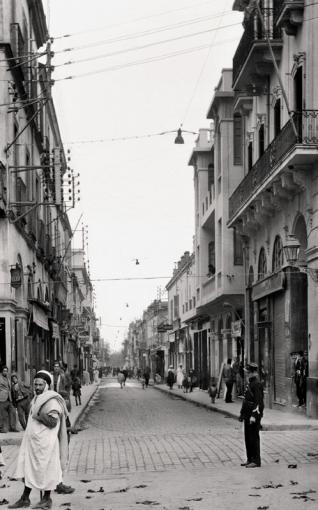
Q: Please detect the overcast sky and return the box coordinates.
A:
[44,0,243,352]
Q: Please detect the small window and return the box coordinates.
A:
[258,247,267,281]
[258,124,265,158]
[274,98,281,137]
[248,141,253,172]
[272,235,284,271]
[208,241,216,275]
[233,114,243,165]
[233,228,243,265]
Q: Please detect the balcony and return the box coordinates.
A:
[275,1,304,36]
[233,8,282,90]
[228,110,318,227]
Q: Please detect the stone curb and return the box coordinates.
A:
[71,384,99,431]
[153,385,318,431]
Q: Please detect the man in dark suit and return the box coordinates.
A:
[239,362,264,468]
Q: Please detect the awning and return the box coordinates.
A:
[50,321,60,340]
[33,304,49,331]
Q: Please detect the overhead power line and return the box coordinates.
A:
[54,16,239,55]
[53,4,233,40]
[55,35,238,82]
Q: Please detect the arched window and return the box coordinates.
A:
[258,247,267,280]
[272,235,284,271]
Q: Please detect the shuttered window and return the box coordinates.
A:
[233,114,243,165]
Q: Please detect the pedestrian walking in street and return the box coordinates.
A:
[143,367,150,388]
[9,370,70,509]
[294,350,308,407]
[208,377,217,403]
[71,376,82,406]
[118,370,125,388]
[11,374,33,430]
[167,366,175,390]
[188,369,196,392]
[83,369,90,385]
[223,359,235,403]
[51,361,71,412]
[182,372,190,393]
[239,362,264,469]
[0,365,18,433]
[176,364,184,389]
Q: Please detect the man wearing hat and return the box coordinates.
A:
[239,362,264,468]
[9,370,70,509]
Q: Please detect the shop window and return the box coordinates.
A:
[272,235,284,271]
[258,247,267,281]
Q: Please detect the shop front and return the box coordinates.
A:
[251,268,307,409]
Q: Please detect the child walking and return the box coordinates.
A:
[72,376,82,406]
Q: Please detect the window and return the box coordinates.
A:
[233,228,243,265]
[272,235,284,271]
[173,295,179,319]
[208,164,214,188]
[258,247,267,280]
[170,299,173,322]
[248,141,253,172]
[274,98,281,137]
[208,240,216,275]
[189,299,192,310]
[233,114,243,165]
[193,296,196,308]
[258,123,265,158]
[185,302,188,312]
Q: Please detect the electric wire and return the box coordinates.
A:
[54,26,239,68]
[52,1,227,39]
[53,17,240,57]
[55,35,238,82]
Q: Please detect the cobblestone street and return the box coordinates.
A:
[2,378,318,509]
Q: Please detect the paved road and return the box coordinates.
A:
[67,379,318,476]
[2,378,318,510]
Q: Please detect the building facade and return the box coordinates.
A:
[228,0,318,415]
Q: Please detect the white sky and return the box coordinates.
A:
[44,0,243,352]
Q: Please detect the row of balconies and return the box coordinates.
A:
[229,110,318,224]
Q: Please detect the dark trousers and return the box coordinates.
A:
[0,400,17,432]
[16,398,30,430]
[225,382,233,402]
[296,381,306,406]
[244,419,261,466]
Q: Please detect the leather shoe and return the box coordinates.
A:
[246,462,260,468]
[8,498,30,508]
[55,483,75,494]
[32,498,52,509]
[240,461,249,466]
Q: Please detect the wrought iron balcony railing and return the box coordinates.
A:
[228,110,318,221]
[233,8,282,86]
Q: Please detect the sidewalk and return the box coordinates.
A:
[0,383,99,446]
[153,383,318,430]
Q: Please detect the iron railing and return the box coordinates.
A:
[233,8,282,86]
[228,110,318,221]
[274,1,304,25]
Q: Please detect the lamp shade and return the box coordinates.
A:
[174,128,184,144]
[283,234,300,264]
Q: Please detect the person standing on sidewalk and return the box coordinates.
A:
[176,364,184,389]
[0,366,18,433]
[294,351,308,407]
[239,362,264,468]
[167,366,175,390]
[9,370,69,509]
[11,374,33,430]
[223,359,235,403]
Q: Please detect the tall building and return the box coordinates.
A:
[228,0,318,415]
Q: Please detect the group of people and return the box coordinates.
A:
[166,364,197,392]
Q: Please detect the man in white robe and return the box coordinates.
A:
[9,370,69,510]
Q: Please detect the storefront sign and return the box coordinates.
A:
[10,266,22,288]
[157,323,173,332]
[231,320,242,337]
[50,321,60,340]
[252,271,285,301]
